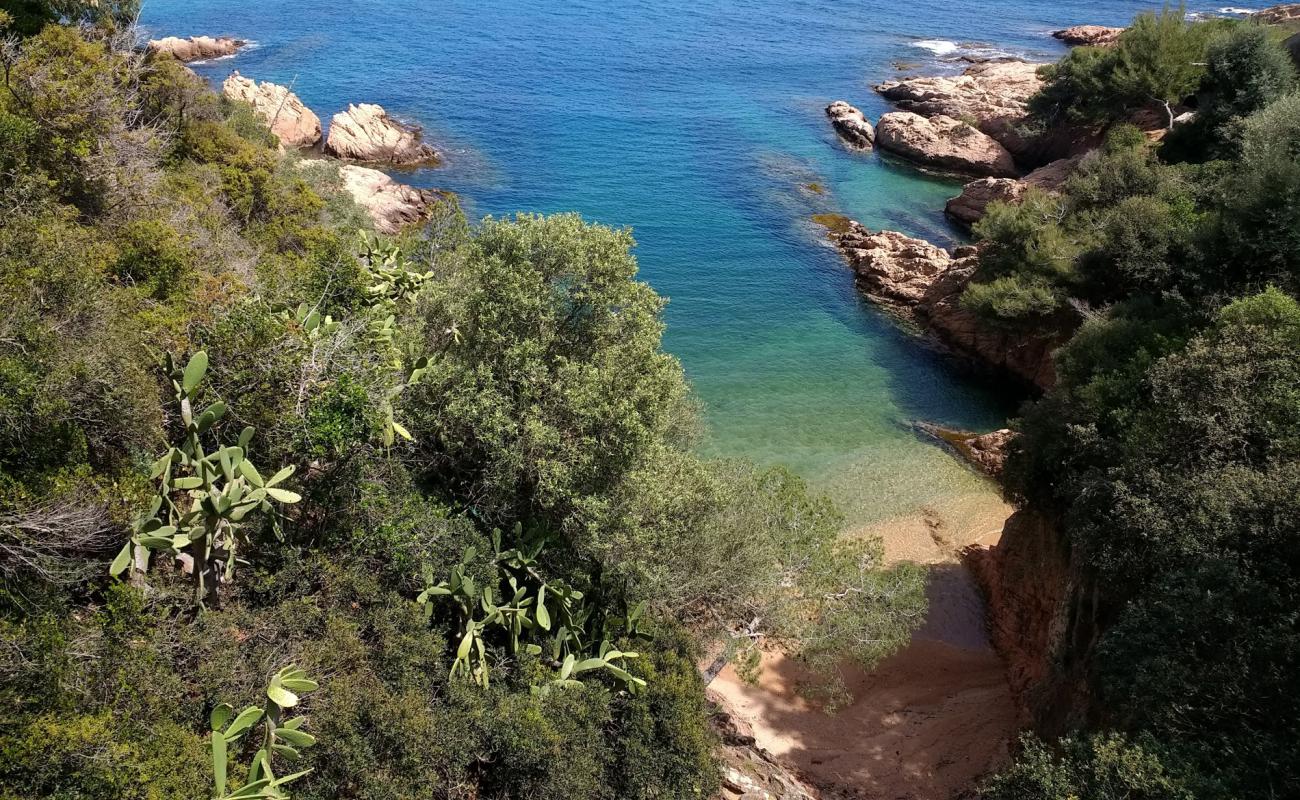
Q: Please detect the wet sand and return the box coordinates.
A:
[710,491,1018,799]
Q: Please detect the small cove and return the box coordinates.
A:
[146,0,1180,527]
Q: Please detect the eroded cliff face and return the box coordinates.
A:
[965,510,1100,735]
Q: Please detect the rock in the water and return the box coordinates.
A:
[222,71,321,149]
[916,423,1017,478]
[325,103,439,166]
[147,35,245,63]
[945,156,1079,226]
[875,60,1043,153]
[825,100,875,149]
[339,165,439,234]
[1253,4,1300,24]
[1051,25,1123,47]
[829,220,1062,388]
[876,112,1019,177]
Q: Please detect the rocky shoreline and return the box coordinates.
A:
[149,36,444,236]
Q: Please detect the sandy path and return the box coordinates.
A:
[710,491,1019,799]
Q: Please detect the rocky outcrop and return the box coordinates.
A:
[945,155,1079,226]
[221,72,321,149]
[147,35,245,63]
[829,221,1063,388]
[876,112,1019,178]
[945,178,1026,227]
[916,423,1017,478]
[825,100,875,149]
[875,61,1043,154]
[325,104,439,166]
[965,510,1099,735]
[1051,25,1123,47]
[1253,4,1300,24]
[338,165,440,235]
[710,694,819,800]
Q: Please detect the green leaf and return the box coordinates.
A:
[560,653,575,680]
[227,777,271,798]
[266,466,295,487]
[212,731,228,796]
[109,542,132,577]
[280,678,318,693]
[238,426,255,449]
[268,768,313,788]
[182,351,208,394]
[266,684,299,709]
[271,743,300,761]
[390,420,413,441]
[572,658,605,674]
[535,586,551,630]
[210,703,234,731]
[265,487,301,504]
[275,728,316,748]
[456,630,474,660]
[236,457,263,489]
[223,706,263,739]
[172,476,204,490]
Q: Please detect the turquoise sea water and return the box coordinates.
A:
[142,0,1234,525]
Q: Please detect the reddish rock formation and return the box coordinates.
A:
[147,35,245,63]
[945,155,1080,226]
[965,510,1099,734]
[824,100,875,149]
[221,71,322,149]
[876,112,1020,178]
[827,221,1065,389]
[1253,4,1300,24]
[709,693,820,800]
[325,103,439,166]
[916,423,1017,478]
[876,61,1044,155]
[338,165,440,235]
[1051,25,1123,47]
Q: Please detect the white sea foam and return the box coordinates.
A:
[1217,7,1259,15]
[912,39,960,56]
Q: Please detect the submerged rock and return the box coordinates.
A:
[825,100,875,149]
[221,71,321,149]
[876,112,1019,177]
[828,220,1061,388]
[338,165,440,234]
[1051,25,1123,47]
[147,35,245,63]
[325,103,439,166]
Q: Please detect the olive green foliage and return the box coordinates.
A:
[987,12,1300,797]
[407,212,686,536]
[1029,7,1226,129]
[1213,90,1300,293]
[0,23,922,800]
[1164,25,1298,160]
[982,733,1192,800]
[0,0,138,36]
[963,127,1201,324]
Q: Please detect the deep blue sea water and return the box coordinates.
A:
[142,0,1253,524]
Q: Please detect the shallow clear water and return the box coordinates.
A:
[143,0,1238,525]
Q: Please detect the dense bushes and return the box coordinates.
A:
[0,21,926,799]
[984,10,1300,797]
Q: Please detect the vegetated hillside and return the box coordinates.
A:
[0,5,927,799]
[973,8,1300,799]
